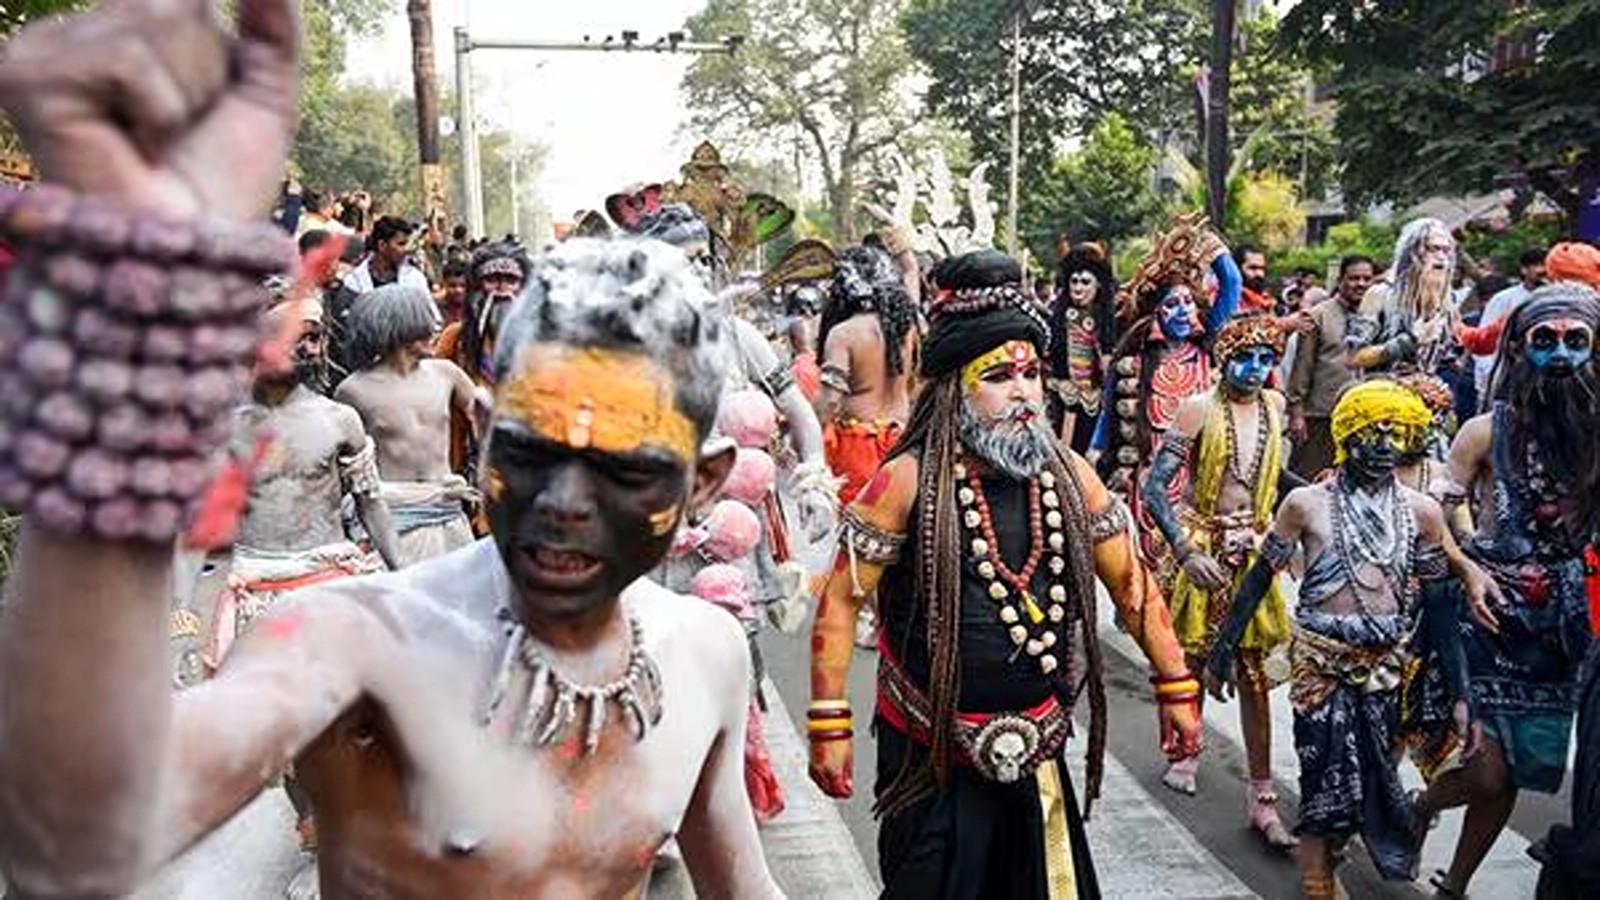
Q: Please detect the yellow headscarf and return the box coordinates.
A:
[1330,380,1432,464]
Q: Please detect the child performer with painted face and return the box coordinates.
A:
[1207,380,1496,900]
[1138,315,1299,846]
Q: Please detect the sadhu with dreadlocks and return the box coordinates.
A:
[807,250,1202,897]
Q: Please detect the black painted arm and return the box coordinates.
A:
[1140,434,1193,561]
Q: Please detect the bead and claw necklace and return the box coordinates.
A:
[479,610,664,756]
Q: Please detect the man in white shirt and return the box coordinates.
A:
[1473,246,1547,395]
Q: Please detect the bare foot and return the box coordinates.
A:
[1249,781,1298,850]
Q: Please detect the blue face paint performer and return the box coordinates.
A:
[1092,214,1242,563]
[1138,315,1300,846]
[1420,281,1600,900]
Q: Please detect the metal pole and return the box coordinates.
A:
[451,29,738,240]
[1205,0,1236,229]
[509,151,520,237]
[455,27,485,238]
[1006,9,1021,256]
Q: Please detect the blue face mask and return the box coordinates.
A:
[1224,346,1278,393]
[1526,322,1594,374]
[1158,288,1197,341]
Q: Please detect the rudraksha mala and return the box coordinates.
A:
[0,184,296,541]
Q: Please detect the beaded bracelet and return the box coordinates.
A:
[0,184,296,542]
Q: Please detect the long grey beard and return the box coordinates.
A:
[958,398,1056,480]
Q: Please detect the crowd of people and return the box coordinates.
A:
[0,3,1595,900]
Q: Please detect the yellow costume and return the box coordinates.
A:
[1166,388,1292,677]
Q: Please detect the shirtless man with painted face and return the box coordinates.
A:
[0,2,781,898]
[200,297,403,672]
[335,284,480,565]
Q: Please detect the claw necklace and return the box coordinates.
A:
[479,610,664,755]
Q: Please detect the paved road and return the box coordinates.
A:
[127,558,1558,899]
[759,580,1559,899]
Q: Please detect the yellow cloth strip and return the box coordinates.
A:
[807,717,853,732]
[1154,678,1201,695]
[1036,762,1078,899]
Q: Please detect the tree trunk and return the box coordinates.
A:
[407,0,447,227]
[1205,0,1236,230]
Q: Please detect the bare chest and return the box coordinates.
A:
[297,668,715,898]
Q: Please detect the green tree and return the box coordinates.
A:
[1279,0,1600,221]
[1229,11,1336,197]
[1020,113,1162,263]
[681,0,924,239]
[903,0,1206,203]
[1,0,88,35]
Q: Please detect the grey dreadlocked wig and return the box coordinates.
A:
[346,283,442,370]
[492,237,732,439]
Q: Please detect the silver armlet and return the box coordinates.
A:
[1413,544,1449,582]
[761,361,797,398]
[1089,496,1130,544]
[339,436,382,498]
[819,363,851,394]
[841,508,905,565]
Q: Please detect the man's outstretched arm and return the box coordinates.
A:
[0,0,347,888]
[0,533,372,893]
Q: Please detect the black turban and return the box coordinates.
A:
[921,250,1048,378]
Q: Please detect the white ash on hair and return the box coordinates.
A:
[492,238,733,438]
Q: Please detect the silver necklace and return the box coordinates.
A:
[1328,476,1415,607]
[479,612,664,755]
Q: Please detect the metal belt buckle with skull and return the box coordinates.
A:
[969,714,1044,784]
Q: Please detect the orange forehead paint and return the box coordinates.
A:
[497,345,698,463]
[961,340,1038,394]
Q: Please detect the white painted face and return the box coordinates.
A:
[1067,271,1098,306]
[1419,230,1455,272]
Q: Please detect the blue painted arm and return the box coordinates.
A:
[1089,370,1117,451]
[1204,253,1242,334]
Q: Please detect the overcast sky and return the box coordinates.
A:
[346,0,709,226]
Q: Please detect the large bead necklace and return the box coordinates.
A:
[1223,393,1269,486]
[955,461,1068,675]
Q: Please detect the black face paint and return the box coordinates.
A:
[485,425,689,623]
[1344,422,1410,485]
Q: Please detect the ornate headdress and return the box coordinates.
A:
[1394,371,1454,417]
[1115,212,1229,324]
[1330,380,1432,464]
[1212,314,1286,363]
[470,241,531,287]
